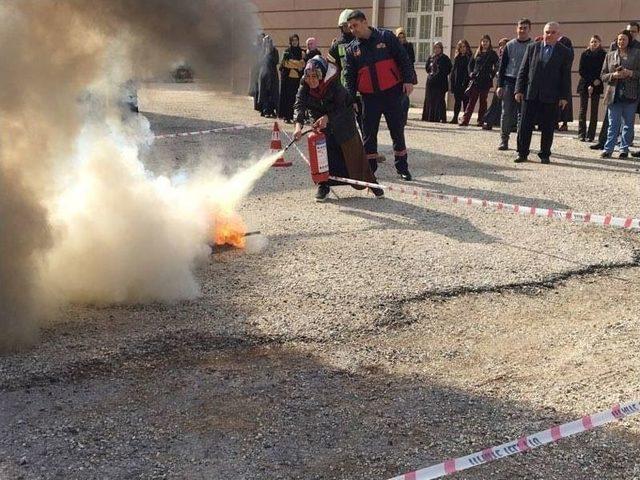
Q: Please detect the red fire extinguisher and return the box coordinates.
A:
[307,131,330,184]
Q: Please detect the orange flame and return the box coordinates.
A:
[212,212,247,248]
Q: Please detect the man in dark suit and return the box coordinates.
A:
[514,22,572,164]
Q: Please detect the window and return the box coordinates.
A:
[405,0,445,63]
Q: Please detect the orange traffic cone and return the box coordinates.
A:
[271,121,292,168]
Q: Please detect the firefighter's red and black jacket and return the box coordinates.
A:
[343,27,414,98]
[293,63,358,144]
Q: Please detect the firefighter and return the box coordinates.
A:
[344,10,414,181]
[327,9,355,89]
[293,56,384,202]
[328,9,389,163]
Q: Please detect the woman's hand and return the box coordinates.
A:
[294,123,303,141]
[313,115,328,130]
[588,85,594,95]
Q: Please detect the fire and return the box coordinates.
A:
[212,212,247,248]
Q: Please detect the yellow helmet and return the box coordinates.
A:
[338,9,354,27]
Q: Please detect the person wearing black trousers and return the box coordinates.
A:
[449,40,471,124]
[459,35,499,127]
[422,42,452,122]
[257,35,280,118]
[481,37,509,130]
[577,35,606,141]
[278,34,305,123]
[514,22,572,164]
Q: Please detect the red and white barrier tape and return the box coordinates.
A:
[153,121,269,140]
[281,130,386,189]
[388,401,640,480]
[386,183,640,230]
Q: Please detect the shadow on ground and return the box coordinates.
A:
[335,196,496,244]
[0,339,636,480]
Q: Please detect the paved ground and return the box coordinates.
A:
[1,84,639,479]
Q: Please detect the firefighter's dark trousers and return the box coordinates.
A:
[361,85,409,174]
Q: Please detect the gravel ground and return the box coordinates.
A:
[1,84,638,480]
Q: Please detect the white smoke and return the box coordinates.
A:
[0,0,266,352]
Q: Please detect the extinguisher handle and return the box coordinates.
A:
[283,128,314,152]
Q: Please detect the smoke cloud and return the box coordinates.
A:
[0,0,262,352]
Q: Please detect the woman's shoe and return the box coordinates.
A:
[600,151,612,158]
[619,152,629,159]
[370,187,385,198]
[315,184,330,202]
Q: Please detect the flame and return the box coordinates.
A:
[212,212,247,248]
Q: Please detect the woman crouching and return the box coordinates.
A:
[293,56,384,202]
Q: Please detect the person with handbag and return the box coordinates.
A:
[600,30,640,159]
[481,37,509,130]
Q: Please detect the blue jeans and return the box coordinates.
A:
[604,101,638,153]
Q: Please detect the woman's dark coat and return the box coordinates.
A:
[450,54,471,97]
[577,48,606,95]
[278,44,305,120]
[468,49,499,91]
[258,46,280,114]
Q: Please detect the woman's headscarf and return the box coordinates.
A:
[304,55,335,98]
[288,34,302,57]
[306,37,318,51]
[304,55,328,80]
[262,35,274,54]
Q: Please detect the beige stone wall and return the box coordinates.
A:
[250,0,638,117]
[448,0,639,117]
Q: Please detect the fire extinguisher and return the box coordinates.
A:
[307,131,330,184]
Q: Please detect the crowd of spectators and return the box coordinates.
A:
[250,16,640,180]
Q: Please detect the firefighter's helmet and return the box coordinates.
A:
[338,9,354,26]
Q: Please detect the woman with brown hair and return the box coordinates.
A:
[421,41,452,122]
[459,34,499,126]
[449,39,471,124]
[600,30,640,159]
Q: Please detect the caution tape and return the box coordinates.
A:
[153,121,269,140]
[388,401,640,480]
[280,129,385,190]
[386,184,640,230]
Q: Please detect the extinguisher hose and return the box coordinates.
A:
[282,128,314,153]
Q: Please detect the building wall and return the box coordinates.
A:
[251,0,639,117]
[449,0,639,117]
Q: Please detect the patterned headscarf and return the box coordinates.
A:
[304,55,328,80]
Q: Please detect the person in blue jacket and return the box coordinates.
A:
[344,10,415,181]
